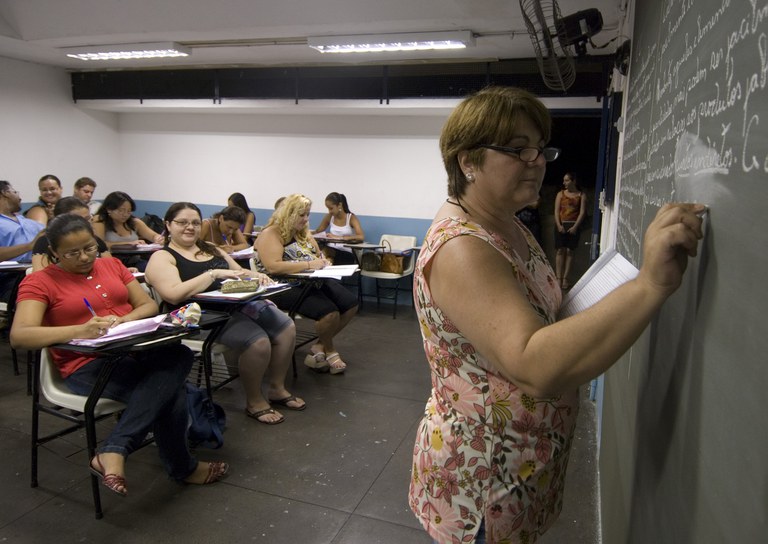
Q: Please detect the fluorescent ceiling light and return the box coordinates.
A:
[63,42,190,61]
[308,31,474,54]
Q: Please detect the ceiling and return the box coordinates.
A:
[0,0,628,71]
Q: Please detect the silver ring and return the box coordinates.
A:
[98,328,105,335]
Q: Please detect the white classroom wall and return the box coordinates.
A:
[117,112,448,218]
[1,55,448,219]
[0,56,123,196]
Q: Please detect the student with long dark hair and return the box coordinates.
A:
[200,206,250,252]
[92,191,163,271]
[146,202,303,424]
[11,214,228,496]
[227,192,256,234]
[312,192,365,264]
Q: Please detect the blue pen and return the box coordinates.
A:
[83,297,98,318]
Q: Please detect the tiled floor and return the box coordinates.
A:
[0,303,598,543]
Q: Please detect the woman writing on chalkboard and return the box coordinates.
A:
[408,86,704,544]
[554,171,587,289]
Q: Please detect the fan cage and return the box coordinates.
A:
[519,0,576,92]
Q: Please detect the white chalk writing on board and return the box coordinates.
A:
[617,0,768,266]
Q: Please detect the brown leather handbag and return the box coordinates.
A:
[378,240,404,274]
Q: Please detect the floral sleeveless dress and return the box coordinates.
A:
[409,216,580,544]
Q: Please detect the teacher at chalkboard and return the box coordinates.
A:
[554,171,587,289]
[407,86,705,544]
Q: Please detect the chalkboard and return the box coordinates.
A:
[601,1,768,542]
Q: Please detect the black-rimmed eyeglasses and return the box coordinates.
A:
[479,145,560,163]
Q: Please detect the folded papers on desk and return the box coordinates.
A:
[0,260,26,269]
[229,247,255,258]
[69,314,168,347]
[307,264,359,280]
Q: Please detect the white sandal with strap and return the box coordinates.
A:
[304,350,329,372]
[326,352,346,375]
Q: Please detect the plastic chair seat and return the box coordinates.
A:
[357,234,418,318]
[40,355,125,415]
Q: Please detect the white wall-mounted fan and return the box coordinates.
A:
[519,0,603,92]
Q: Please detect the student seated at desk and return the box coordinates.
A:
[145,202,304,425]
[200,206,250,253]
[24,174,63,227]
[227,192,256,235]
[254,193,358,375]
[0,180,45,300]
[92,191,164,271]
[31,197,115,272]
[312,192,364,265]
[10,214,228,496]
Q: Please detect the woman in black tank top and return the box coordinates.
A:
[146,202,306,425]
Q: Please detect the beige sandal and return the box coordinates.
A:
[326,352,346,375]
[304,350,329,372]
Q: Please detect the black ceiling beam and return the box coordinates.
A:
[71,57,614,103]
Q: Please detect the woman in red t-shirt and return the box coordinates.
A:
[11,214,228,497]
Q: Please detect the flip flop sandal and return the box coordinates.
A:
[269,395,307,411]
[304,351,329,372]
[326,352,347,375]
[89,455,128,497]
[202,461,229,484]
[245,407,285,425]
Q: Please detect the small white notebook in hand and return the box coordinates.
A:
[559,249,639,319]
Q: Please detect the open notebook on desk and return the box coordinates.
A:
[68,314,168,347]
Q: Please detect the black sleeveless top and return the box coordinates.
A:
[163,245,228,290]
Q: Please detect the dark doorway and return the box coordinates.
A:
[538,112,602,286]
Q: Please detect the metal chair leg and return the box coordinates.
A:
[30,357,40,488]
[392,278,400,319]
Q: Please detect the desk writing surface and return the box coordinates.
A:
[192,282,292,302]
[344,242,383,249]
[0,261,31,271]
[54,326,193,355]
[110,244,163,255]
[315,232,363,244]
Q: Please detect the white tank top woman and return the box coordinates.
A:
[328,212,355,253]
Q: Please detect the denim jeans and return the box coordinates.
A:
[65,343,197,481]
[432,520,486,544]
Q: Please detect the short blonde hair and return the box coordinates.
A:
[265,193,312,244]
[440,86,551,198]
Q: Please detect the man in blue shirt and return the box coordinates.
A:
[0,180,45,299]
